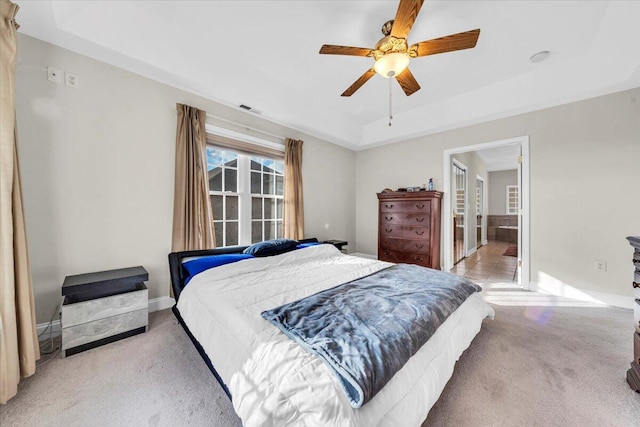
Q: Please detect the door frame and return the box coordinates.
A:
[442,135,530,289]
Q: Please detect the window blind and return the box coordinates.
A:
[206,133,284,160]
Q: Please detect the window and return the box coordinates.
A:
[506,185,519,214]
[207,146,284,246]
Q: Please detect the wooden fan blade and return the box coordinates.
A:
[341,68,376,97]
[319,45,373,57]
[395,68,421,96]
[411,29,480,57]
[390,0,425,39]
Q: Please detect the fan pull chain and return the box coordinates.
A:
[388,77,393,127]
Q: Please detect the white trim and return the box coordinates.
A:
[475,175,486,248]
[205,123,285,150]
[37,296,176,338]
[466,246,478,257]
[349,252,377,260]
[37,319,62,337]
[530,281,631,309]
[148,296,175,312]
[443,135,530,290]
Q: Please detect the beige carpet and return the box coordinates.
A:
[1,287,639,426]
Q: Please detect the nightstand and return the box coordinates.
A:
[324,240,348,252]
[61,266,149,357]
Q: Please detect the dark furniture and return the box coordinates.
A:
[324,239,348,252]
[377,191,442,269]
[61,266,149,357]
[627,236,640,392]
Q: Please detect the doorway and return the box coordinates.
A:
[442,136,530,289]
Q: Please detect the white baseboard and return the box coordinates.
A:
[349,252,377,260]
[466,247,478,257]
[37,319,62,337]
[36,296,177,338]
[148,296,175,312]
[530,281,631,309]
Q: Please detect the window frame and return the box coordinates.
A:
[207,145,284,246]
[506,185,519,215]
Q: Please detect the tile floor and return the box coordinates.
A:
[449,240,518,283]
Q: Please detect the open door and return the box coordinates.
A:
[452,161,466,265]
[516,147,523,284]
[476,176,484,249]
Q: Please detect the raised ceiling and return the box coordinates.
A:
[15,1,640,151]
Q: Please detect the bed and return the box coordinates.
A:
[168,239,494,426]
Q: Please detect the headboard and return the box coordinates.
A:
[168,238,319,302]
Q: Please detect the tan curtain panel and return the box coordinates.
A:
[1,0,40,404]
[171,104,216,252]
[283,138,304,240]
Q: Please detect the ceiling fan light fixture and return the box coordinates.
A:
[374,52,410,78]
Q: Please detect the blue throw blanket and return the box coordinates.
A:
[261,264,482,408]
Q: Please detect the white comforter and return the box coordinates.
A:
[177,244,494,426]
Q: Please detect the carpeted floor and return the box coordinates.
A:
[1,287,639,426]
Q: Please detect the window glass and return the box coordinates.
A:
[208,145,284,246]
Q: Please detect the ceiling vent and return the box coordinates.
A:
[238,104,262,115]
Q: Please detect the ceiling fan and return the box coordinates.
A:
[319,0,480,97]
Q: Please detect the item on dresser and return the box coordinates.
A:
[61,266,149,358]
[627,236,640,392]
[377,191,443,269]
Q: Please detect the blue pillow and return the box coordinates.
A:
[243,239,299,257]
[182,253,254,278]
[296,242,322,249]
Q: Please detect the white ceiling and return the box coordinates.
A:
[15,1,640,151]
[475,145,520,172]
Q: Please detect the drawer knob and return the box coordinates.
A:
[634,282,640,289]
[416,217,425,223]
[416,204,425,209]
[415,243,424,249]
[385,204,393,209]
[385,216,393,221]
[385,228,393,233]
[415,230,425,236]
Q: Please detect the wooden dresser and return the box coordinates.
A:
[377,191,443,270]
[627,236,640,391]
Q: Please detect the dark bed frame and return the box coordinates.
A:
[167,238,320,400]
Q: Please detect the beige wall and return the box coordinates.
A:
[488,170,517,215]
[451,151,488,253]
[16,35,355,324]
[356,87,640,299]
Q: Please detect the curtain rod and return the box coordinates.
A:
[206,114,286,142]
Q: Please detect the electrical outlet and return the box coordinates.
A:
[47,67,62,83]
[65,71,79,88]
[595,260,607,272]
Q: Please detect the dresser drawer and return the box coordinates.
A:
[62,285,148,328]
[633,250,640,266]
[379,249,431,267]
[380,212,430,225]
[635,299,640,333]
[635,333,640,366]
[380,224,430,239]
[380,237,430,255]
[380,200,432,213]
[62,308,148,350]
